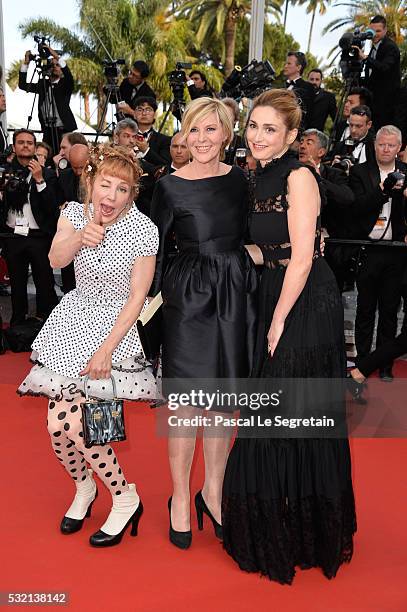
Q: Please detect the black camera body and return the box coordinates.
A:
[29,36,62,77]
[339,28,374,80]
[0,158,30,215]
[221,59,275,100]
[103,59,125,84]
[332,155,356,173]
[168,62,192,102]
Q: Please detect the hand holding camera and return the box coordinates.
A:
[28,157,44,184]
[382,171,406,196]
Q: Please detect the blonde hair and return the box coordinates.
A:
[83,144,143,211]
[180,97,234,152]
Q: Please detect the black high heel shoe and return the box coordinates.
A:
[60,489,98,535]
[346,372,367,405]
[195,491,223,540]
[168,497,192,550]
[89,500,143,547]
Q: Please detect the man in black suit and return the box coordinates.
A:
[0,129,59,325]
[299,128,355,290]
[307,69,337,132]
[0,86,7,153]
[283,51,315,129]
[132,97,171,166]
[355,15,401,129]
[118,60,156,119]
[331,86,373,145]
[19,46,77,154]
[349,125,407,380]
[330,106,375,167]
[56,143,89,293]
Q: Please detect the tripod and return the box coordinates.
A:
[95,83,124,143]
[26,65,61,155]
[158,98,185,133]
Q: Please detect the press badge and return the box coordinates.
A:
[374,215,387,230]
[14,216,29,236]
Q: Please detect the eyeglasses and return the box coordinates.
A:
[135,106,154,113]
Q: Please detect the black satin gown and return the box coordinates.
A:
[222,151,357,584]
[150,166,257,388]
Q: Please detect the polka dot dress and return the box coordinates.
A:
[18,201,159,401]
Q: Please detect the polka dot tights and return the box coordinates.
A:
[47,398,128,496]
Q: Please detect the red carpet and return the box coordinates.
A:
[1,352,406,611]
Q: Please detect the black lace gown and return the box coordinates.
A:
[150,166,257,387]
[222,152,357,584]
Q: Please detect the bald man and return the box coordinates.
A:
[56,142,89,293]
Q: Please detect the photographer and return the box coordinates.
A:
[330,105,375,167]
[0,86,7,153]
[299,129,355,290]
[332,87,373,144]
[132,97,171,166]
[0,129,58,326]
[53,131,88,174]
[18,45,77,154]
[354,16,401,129]
[187,70,214,100]
[349,125,407,380]
[118,60,156,119]
[283,51,315,129]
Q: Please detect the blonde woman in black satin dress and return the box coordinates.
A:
[150,98,257,549]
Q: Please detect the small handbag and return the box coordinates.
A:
[81,376,126,449]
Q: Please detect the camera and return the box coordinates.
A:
[332,155,356,173]
[382,170,407,195]
[28,36,63,77]
[168,62,192,102]
[220,59,275,100]
[338,28,375,80]
[103,59,125,84]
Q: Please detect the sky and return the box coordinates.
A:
[2,0,349,69]
[1,0,352,128]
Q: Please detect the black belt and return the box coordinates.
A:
[178,237,242,255]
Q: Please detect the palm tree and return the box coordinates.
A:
[324,0,407,45]
[293,0,331,53]
[9,0,196,125]
[178,0,283,76]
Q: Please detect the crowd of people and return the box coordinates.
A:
[0,12,406,584]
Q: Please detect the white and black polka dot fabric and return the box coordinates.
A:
[19,201,159,401]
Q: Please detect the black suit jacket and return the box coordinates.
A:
[330,131,376,166]
[18,65,77,132]
[319,164,355,237]
[0,160,59,236]
[0,121,7,153]
[308,89,337,132]
[365,36,401,121]
[349,159,407,240]
[56,168,81,205]
[119,79,156,113]
[143,131,171,167]
[291,78,315,129]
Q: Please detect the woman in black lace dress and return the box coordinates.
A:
[222,90,356,584]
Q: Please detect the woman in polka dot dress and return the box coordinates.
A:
[18,145,159,547]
